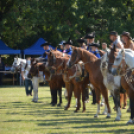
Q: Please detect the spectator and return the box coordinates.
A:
[0,57,5,85]
[102,43,110,52]
[21,57,33,96]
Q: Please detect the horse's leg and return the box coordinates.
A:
[101,86,111,118]
[127,96,134,125]
[57,88,62,107]
[82,87,86,113]
[74,86,81,113]
[120,93,123,108]
[94,87,101,118]
[64,83,73,110]
[101,96,105,107]
[114,89,121,121]
[123,93,127,109]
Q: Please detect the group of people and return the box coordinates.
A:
[11,30,134,107]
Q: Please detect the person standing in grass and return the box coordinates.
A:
[21,57,33,96]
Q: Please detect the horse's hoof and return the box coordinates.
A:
[126,119,134,125]
[51,103,57,106]
[32,100,38,103]
[115,117,121,121]
[122,106,126,109]
[106,115,111,118]
[94,114,98,118]
[74,110,78,113]
[82,110,86,113]
[127,108,131,113]
[57,103,61,107]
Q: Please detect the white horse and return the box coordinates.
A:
[11,57,44,102]
[112,49,134,75]
[101,53,121,121]
[111,49,134,124]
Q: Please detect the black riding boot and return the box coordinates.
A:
[57,89,62,106]
[52,90,57,106]
[92,90,96,104]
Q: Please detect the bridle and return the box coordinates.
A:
[112,52,127,75]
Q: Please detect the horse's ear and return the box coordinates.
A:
[55,47,57,51]
[71,46,76,51]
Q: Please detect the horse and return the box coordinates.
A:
[28,58,64,106]
[101,52,125,121]
[10,57,44,102]
[46,51,89,112]
[67,47,111,118]
[110,48,134,124]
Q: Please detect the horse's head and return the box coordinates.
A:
[101,52,109,71]
[28,58,39,78]
[67,46,82,68]
[10,57,22,72]
[111,49,125,76]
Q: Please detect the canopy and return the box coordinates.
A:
[0,40,20,55]
[23,38,59,55]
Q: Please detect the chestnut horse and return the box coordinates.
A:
[46,52,89,112]
[29,58,64,106]
[68,47,111,118]
[108,48,134,124]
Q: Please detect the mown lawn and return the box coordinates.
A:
[0,86,134,134]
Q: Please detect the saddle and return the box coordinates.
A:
[63,62,88,83]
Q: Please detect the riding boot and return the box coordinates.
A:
[52,90,57,106]
[92,89,96,104]
[57,89,62,106]
[84,88,89,102]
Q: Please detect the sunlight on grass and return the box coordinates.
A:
[0,86,134,134]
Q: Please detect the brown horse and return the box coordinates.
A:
[107,47,134,124]
[46,52,89,112]
[29,58,64,106]
[68,47,111,118]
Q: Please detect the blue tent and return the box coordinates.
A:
[0,39,20,55]
[23,38,60,55]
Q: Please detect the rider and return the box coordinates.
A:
[21,57,33,96]
[77,38,87,49]
[84,32,98,104]
[58,41,66,52]
[40,41,51,61]
[90,43,101,58]
[63,38,72,55]
[84,32,95,50]
[121,31,134,50]
[109,31,123,49]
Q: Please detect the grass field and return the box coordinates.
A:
[0,86,134,134]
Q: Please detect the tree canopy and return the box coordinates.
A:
[1,0,134,49]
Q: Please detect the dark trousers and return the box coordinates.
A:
[0,73,3,85]
[24,79,33,95]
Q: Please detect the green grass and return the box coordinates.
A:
[0,86,134,134]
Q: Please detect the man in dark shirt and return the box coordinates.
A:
[0,57,5,85]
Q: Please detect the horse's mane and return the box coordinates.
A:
[78,48,98,60]
[51,50,70,58]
